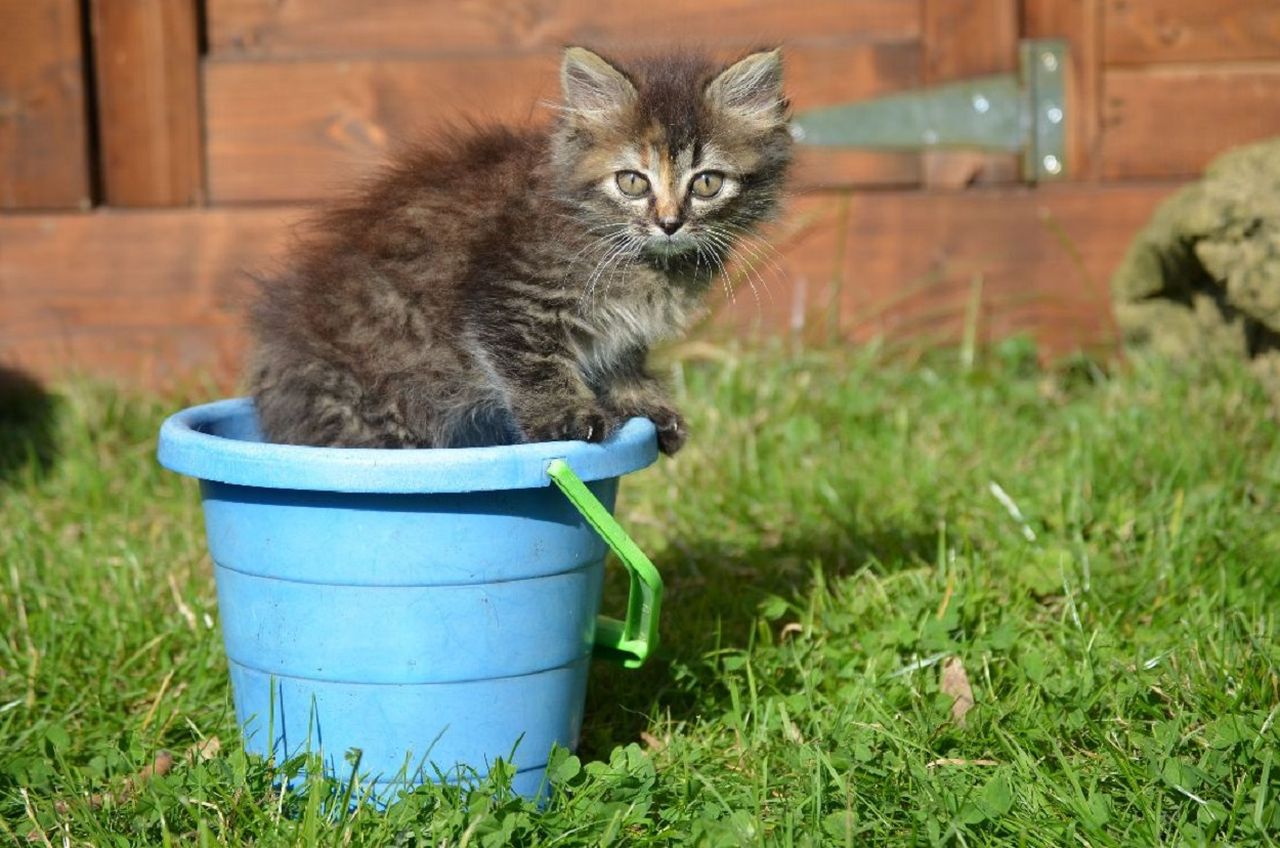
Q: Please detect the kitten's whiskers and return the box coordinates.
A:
[703,223,786,312]
[580,233,639,314]
[565,230,633,313]
[598,234,643,303]
[697,228,752,309]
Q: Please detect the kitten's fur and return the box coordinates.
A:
[248,47,792,453]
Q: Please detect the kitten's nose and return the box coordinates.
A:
[657,217,683,235]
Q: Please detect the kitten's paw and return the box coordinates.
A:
[632,406,687,455]
[653,410,688,456]
[524,405,616,444]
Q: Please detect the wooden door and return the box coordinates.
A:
[4,0,1280,385]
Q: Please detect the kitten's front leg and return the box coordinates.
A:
[606,381,687,455]
[475,324,620,445]
[515,365,619,444]
[602,353,687,455]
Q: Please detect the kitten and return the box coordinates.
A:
[247,46,792,454]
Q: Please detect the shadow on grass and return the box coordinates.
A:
[579,522,939,759]
[0,365,58,484]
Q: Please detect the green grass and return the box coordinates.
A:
[2,342,1279,845]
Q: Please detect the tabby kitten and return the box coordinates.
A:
[248,46,792,454]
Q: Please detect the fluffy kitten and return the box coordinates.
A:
[248,47,792,453]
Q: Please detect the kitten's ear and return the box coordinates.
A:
[706,48,787,126]
[560,47,636,123]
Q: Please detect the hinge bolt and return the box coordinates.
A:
[1042,154,1062,174]
[1047,106,1063,124]
[1041,52,1059,72]
[972,94,990,114]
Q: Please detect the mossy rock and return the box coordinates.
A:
[1112,136,1280,384]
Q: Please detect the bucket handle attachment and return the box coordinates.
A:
[546,459,662,669]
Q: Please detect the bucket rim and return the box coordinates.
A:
[157,397,658,493]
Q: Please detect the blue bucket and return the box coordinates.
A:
[157,398,662,799]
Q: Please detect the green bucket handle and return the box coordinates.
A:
[546,459,662,669]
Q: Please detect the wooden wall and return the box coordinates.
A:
[0,0,91,209]
[3,0,1280,387]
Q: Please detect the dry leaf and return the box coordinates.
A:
[55,751,175,813]
[780,622,803,639]
[941,656,975,726]
[187,736,221,763]
[639,731,667,753]
[53,737,221,814]
[926,758,999,768]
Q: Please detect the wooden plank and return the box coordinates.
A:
[0,0,91,210]
[787,41,922,191]
[923,0,1019,78]
[1101,65,1280,180]
[1023,0,1103,180]
[1105,0,1280,65]
[207,0,921,58]
[0,208,301,387]
[716,183,1176,354]
[89,0,203,206]
[921,0,1021,186]
[1,183,1180,386]
[204,42,923,203]
[836,184,1171,351]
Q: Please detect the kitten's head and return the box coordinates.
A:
[551,47,792,268]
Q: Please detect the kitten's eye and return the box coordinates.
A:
[615,171,651,197]
[690,171,724,199]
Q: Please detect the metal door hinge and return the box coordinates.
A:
[793,39,1068,182]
